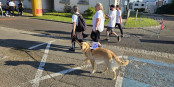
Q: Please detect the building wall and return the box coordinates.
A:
[0,0,53,12]
[54,0,112,14]
[145,2,157,13]
[132,2,146,11]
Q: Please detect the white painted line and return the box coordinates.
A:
[115,75,124,87]
[30,64,92,83]
[32,40,55,87]
[28,43,47,50]
[30,56,123,83]
[120,77,151,87]
[116,56,174,87]
[127,56,174,68]
[115,56,128,87]
[0,56,8,61]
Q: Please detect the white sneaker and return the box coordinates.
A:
[90,42,98,49]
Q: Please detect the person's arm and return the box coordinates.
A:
[119,16,122,24]
[72,22,76,36]
[119,11,122,24]
[95,18,101,32]
[72,15,77,36]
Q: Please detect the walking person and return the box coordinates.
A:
[90,2,105,49]
[18,0,23,16]
[115,5,123,37]
[5,0,10,16]
[0,1,3,16]
[9,0,15,16]
[69,5,85,52]
[105,5,121,42]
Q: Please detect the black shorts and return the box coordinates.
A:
[106,27,115,32]
[71,30,83,43]
[90,30,100,42]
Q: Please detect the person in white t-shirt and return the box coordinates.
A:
[9,0,15,16]
[90,2,105,49]
[0,2,3,16]
[105,5,121,42]
[69,5,83,51]
[115,5,123,37]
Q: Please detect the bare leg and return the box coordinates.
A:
[106,31,110,39]
[112,70,117,80]
[98,42,101,47]
[112,32,119,37]
[90,60,96,74]
[81,58,90,65]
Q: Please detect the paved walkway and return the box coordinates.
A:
[0,16,173,54]
[0,27,174,87]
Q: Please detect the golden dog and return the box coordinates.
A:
[81,42,129,80]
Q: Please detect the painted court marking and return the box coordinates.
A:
[31,40,55,87]
[29,52,174,87]
[30,56,123,84]
[0,56,8,61]
[28,43,47,50]
[115,56,174,87]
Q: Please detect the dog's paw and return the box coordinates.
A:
[112,78,116,80]
[90,70,96,74]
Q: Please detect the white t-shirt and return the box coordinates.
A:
[9,1,15,6]
[92,10,105,32]
[116,10,122,23]
[72,12,79,26]
[107,10,116,27]
[0,2,2,8]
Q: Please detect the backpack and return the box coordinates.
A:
[75,14,87,32]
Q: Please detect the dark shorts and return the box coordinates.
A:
[71,30,83,43]
[90,30,100,42]
[106,27,115,32]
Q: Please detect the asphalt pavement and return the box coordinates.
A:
[0,16,173,54]
[0,15,174,87]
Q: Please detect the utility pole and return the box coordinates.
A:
[32,0,43,16]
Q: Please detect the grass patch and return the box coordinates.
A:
[125,12,159,28]
[32,12,109,25]
[125,17,159,27]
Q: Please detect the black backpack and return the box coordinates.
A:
[75,14,87,32]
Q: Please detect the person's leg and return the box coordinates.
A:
[0,8,3,16]
[9,7,12,16]
[111,27,121,42]
[106,27,110,40]
[21,11,23,16]
[96,30,102,47]
[69,31,75,51]
[117,23,123,37]
[12,7,14,16]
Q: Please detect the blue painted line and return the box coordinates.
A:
[122,77,151,87]
[128,56,174,68]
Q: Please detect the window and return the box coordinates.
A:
[135,4,139,6]
[78,0,89,5]
[142,4,144,6]
[59,0,70,4]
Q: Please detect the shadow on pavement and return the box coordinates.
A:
[4,61,111,80]
[0,39,81,54]
[140,39,174,44]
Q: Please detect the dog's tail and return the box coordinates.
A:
[112,52,129,66]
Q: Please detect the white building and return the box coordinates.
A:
[0,0,54,12]
[144,1,157,13]
[54,0,120,14]
[130,0,173,13]
[131,2,146,11]
[0,0,129,14]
